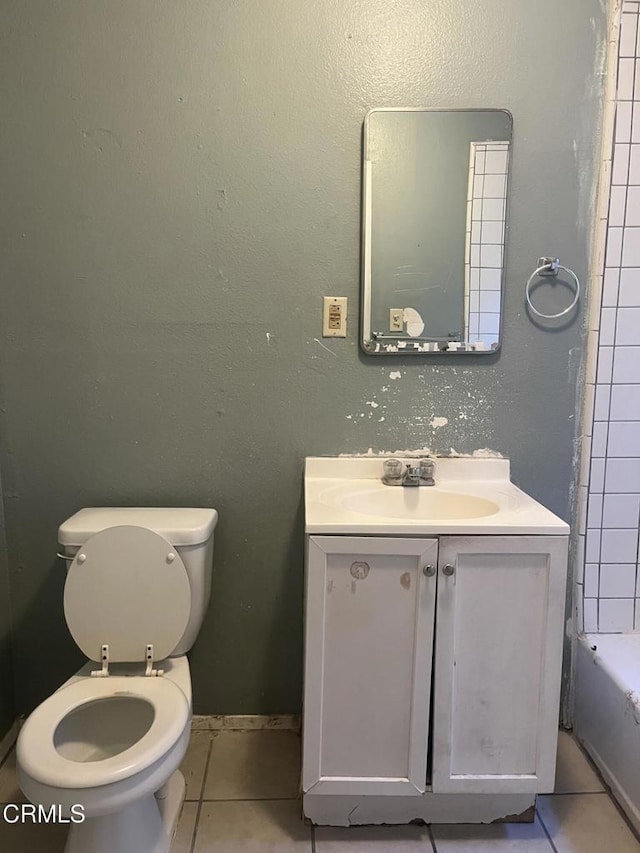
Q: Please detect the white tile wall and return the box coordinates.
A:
[617,101,632,141]
[597,347,614,383]
[594,384,612,420]
[588,493,604,527]
[599,598,635,631]
[618,265,640,302]
[599,563,637,596]
[581,5,640,632]
[602,493,640,526]
[612,347,640,381]
[602,267,620,305]
[590,458,606,492]
[605,457,640,491]
[584,598,599,632]
[600,529,638,562]
[618,60,634,100]
[584,563,600,596]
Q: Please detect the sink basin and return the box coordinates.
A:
[305,456,571,535]
[340,487,499,520]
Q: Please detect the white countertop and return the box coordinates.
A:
[305,456,570,536]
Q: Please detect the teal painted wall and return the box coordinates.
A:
[0,0,604,714]
[0,470,15,739]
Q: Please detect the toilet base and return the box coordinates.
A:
[64,770,186,853]
[157,770,187,847]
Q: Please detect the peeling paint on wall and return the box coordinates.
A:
[338,447,504,458]
[448,448,505,458]
[429,416,449,429]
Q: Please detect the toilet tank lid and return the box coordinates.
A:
[58,507,218,547]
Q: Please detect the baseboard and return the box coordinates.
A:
[576,733,640,838]
[1,716,300,761]
[192,714,300,732]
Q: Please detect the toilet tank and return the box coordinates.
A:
[58,507,218,656]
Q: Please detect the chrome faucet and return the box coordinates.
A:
[382,458,436,487]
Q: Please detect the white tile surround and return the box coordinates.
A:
[578,0,640,632]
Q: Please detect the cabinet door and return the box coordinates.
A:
[303,535,438,796]
[432,536,568,794]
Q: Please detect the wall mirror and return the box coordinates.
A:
[361,108,512,355]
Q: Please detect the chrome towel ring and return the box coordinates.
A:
[525,257,580,319]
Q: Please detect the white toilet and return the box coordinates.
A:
[17,507,218,853]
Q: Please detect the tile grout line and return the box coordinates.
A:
[546,790,608,796]
[572,733,640,842]
[605,785,640,842]
[573,730,613,786]
[189,736,215,853]
[536,806,561,853]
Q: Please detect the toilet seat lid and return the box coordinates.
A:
[64,526,191,663]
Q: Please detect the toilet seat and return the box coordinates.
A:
[18,675,189,790]
[64,525,191,665]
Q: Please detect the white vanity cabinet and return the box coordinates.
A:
[432,536,567,794]
[303,536,438,796]
[303,534,567,803]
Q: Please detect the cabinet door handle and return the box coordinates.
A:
[422,564,436,577]
[442,564,455,577]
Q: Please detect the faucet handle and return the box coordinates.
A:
[382,458,403,483]
[419,457,436,484]
[419,457,435,474]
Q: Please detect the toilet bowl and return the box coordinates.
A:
[19,659,191,815]
[16,509,217,853]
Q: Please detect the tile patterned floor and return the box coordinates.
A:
[0,729,638,851]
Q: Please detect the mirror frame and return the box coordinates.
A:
[360,107,513,356]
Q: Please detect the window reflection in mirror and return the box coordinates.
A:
[361,109,512,355]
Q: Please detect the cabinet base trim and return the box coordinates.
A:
[303,792,536,826]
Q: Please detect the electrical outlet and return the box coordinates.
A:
[389,308,404,332]
[323,296,348,337]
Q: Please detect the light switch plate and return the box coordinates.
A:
[323,296,348,337]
